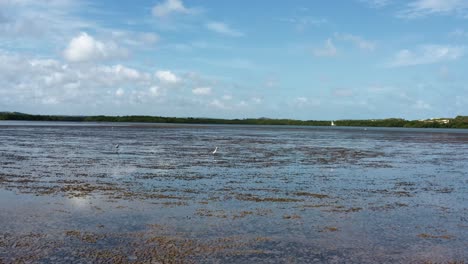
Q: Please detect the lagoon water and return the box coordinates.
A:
[0,121,467,263]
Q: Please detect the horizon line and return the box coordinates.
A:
[0,111,463,122]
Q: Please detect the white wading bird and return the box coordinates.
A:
[212,147,218,154]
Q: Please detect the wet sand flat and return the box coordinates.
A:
[0,121,467,263]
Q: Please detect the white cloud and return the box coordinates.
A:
[313,39,338,57]
[334,33,376,51]
[115,88,125,97]
[28,59,60,68]
[0,51,159,108]
[192,87,212,95]
[2,50,251,116]
[0,0,92,40]
[100,65,142,80]
[205,22,244,37]
[210,99,226,109]
[149,86,161,96]
[152,0,191,17]
[44,72,65,86]
[155,70,179,83]
[388,45,465,67]
[398,0,468,18]
[63,32,127,62]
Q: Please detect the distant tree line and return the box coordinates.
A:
[336,117,468,128]
[1,112,467,128]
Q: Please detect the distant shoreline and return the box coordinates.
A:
[1,112,467,129]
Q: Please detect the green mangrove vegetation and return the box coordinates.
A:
[1,112,467,128]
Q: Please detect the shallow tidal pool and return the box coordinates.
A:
[0,121,467,263]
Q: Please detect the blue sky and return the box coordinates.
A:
[1,0,467,120]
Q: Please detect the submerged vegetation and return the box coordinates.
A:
[1,112,468,128]
[1,121,467,263]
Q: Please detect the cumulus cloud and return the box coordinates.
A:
[0,51,159,109]
[63,32,128,62]
[205,22,244,37]
[155,70,179,83]
[388,45,465,67]
[1,43,258,117]
[192,87,212,95]
[152,0,191,17]
[398,0,468,18]
[313,39,338,57]
[100,65,143,81]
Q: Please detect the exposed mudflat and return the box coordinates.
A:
[0,122,467,263]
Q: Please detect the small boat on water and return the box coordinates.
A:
[331,121,336,126]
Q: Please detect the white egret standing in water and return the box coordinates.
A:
[212,147,218,154]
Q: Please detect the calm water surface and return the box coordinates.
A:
[0,121,467,263]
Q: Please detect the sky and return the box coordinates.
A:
[0,0,467,120]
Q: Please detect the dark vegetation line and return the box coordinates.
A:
[1,112,467,128]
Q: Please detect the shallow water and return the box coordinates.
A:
[0,121,467,263]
